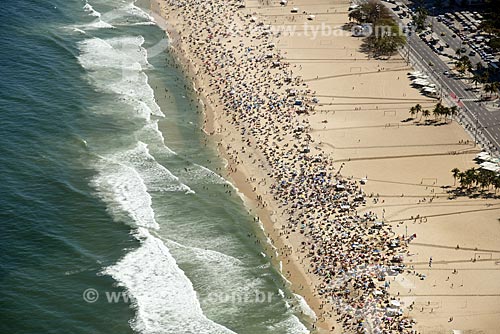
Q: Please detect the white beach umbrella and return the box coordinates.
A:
[390,300,401,307]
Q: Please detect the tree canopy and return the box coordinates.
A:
[350,1,406,57]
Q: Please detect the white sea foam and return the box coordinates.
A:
[122,3,156,22]
[293,293,317,321]
[77,36,164,119]
[91,141,193,229]
[98,141,190,192]
[266,315,310,334]
[164,238,243,266]
[104,228,237,334]
[129,21,157,26]
[78,36,149,71]
[83,2,101,17]
[135,121,177,156]
[96,2,155,27]
[179,164,228,185]
[91,155,159,229]
[114,142,192,193]
[80,19,115,30]
[72,27,86,34]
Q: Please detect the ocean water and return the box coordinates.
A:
[0,1,312,333]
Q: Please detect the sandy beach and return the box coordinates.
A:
[152,0,500,332]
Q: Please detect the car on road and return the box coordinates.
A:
[443,71,449,75]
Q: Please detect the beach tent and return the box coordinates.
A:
[280,0,288,5]
[307,15,316,20]
[475,152,491,161]
[412,79,430,87]
[479,162,500,172]
[422,87,437,93]
[291,7,299,13]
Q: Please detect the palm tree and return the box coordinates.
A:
[484,83,494,97]
[465,168,477,189]
[449,105,459,120]
[451,168,460,186]
[470,73,482,89]
[433,102,445,120]
[492,82,500,97]
[458,171,467,188]
[409,105,416,119]
[415,103,423,120]
[422,109,430,121]
[493,176,500,194]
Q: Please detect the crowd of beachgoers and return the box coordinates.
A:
[162,0,419,332]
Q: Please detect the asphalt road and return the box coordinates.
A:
[406,33,500,155]
[430,19,485,66]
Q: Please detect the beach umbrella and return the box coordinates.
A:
[389,300,401,307]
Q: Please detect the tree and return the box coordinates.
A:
[349,0,391,24]
[433,102,445,120]
[484,83,495,96]
[492,176,500,194]
[415,103,423,119]
[449,105,459,120]
[470,73,482,89]
[465,168,477,188]
[451,168,460,186]
[409,105,417,118]
[351,1,406,57]
[414,7,428,31]
[422,109,431,120]
[366,19,407,57]
[492,82,500,97]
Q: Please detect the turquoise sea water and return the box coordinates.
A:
[0,1,312,333]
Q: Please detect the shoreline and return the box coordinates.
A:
[149,2,333,332]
